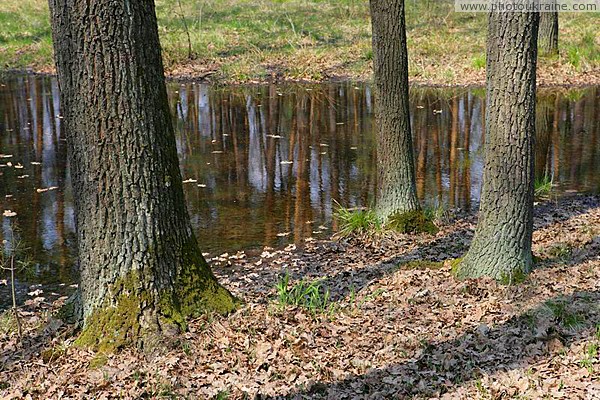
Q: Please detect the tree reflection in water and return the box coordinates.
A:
[0,76,598,305]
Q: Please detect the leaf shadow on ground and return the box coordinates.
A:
[0,312,64,373]
[266,289,600,399]
[290,195,600,304]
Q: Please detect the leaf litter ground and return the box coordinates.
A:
[1,195,599,399]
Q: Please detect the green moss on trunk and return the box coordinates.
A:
[449,257,463,277]
[75,251,238,353]
[75,271,149,352]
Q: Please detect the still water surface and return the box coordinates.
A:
[0,75,598,307]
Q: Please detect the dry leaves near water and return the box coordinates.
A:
[1,195,599,399]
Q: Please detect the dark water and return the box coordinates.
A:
[0,75,599,307]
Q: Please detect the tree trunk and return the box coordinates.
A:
[535,95,554,179]
[539,10,559,56]
[455,11,539,281]
[370,0,420,222]
[48,0,236,351]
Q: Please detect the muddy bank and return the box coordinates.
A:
[2,65,599,87]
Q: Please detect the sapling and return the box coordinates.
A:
[1,223,23,339]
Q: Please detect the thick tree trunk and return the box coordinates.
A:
[48,0,235,351]
[370,0,420,222]
[455,11,539,281]
[539,10,559,56]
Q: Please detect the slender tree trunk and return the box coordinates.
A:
[449,97,459,208]
[535,94,554,179]
[455,11,539,281]
[463,94,472,209]
[48,0,235,351]
[370,0,420,221]
[539,10,559,56]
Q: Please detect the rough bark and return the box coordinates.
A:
[539,10,559,56]
[48,0,236,351]
[455,11,539,281]
[370,0,420,222]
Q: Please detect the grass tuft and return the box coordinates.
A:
[275,272,333,314]
[543,242,572,264]
[386,210,438,234]
[543,299,585,329]
[213,391,230,400]
[424,203,452,225]
[471,53,485,69]
[579,343,598,373]
[534,174,553,199]
[334,206,381,237]
[565,30,600,71]
[0,311,18,335]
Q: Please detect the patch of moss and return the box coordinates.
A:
[75,271,149,353]
[163,238,239,324]
[56,291,82,325]
[499,267,528,285]
[449,257,464,277]
[401,260,444,270]
[75,240,238,353]
[386,210,438,234]
[89,354,108,369]
[0,311,17,334]
[41,346,66,363]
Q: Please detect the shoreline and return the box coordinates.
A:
[2,66,599,88]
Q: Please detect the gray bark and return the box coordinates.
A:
[539,10,559,56]
[456,11,539,281]
[48,0,234,349]
[370,0,420,221]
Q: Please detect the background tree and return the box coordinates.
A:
[48,0,236,351]
[369,0,421,223]
[535,93,556,180]
[539,9,559,56]
[454,11,539,281]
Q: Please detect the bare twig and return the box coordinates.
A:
[2,221,26,340]
[176,0,194,60]
[10,254,22,339]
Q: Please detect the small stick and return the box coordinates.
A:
[10,255,22,339]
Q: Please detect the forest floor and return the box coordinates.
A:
[1,194,599,399]
[1,0,599,86]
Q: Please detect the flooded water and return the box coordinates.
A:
[0,75,599,307]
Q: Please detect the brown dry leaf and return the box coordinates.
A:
[1,195,599,399]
